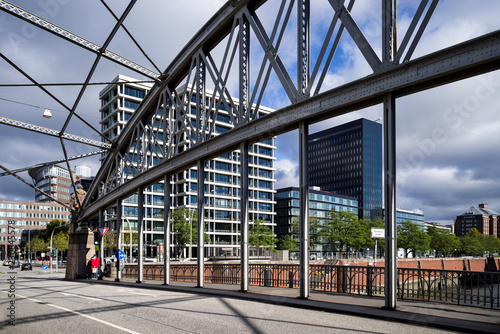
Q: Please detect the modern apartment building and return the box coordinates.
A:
[98,75,276,258]
[275,186,358,255]
[28,164,76,204]
[0,200,71,259]
[455,203,499,237]
[308,118,382,220]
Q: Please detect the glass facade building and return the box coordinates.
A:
[308,118,382,220]
[275,186,358,254]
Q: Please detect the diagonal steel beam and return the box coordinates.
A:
[0,0,159,79]
[0,116,111,149]
[0,150,105,177]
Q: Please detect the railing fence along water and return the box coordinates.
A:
[121,263,500,309]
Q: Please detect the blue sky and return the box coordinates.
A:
[1,0,499,226]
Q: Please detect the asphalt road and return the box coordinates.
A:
[1,266,456,334]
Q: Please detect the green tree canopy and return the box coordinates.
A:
[249,219,277,253]
[397,220,430,258]
[482,235,500,256]
[324,211,369,252]
[427,226,460,257]
[289,217,323,250]
[52,231,69,253]
[171,208,209,260]
[278,234,297,252]
[28,236,47,253]
[460,228,485,256]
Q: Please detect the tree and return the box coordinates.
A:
[481,235,500,256]
[52,231,69,255]
[460,228,484,256]
[122,229,138,256]
[427,226,460,257]
[171,208,209,260]
[324,211,368,254]
[397,220,430,258]
[278,234,297,252]
[249,219,277,255]
[103,232,117,253]
[290,217,323,251]
[38,219,69,241]
[29,236,47,254]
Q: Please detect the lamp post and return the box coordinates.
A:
[50,222,70,273]
[123,216,133,262]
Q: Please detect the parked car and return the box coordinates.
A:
[9,260,20,268]
[3,259,11,266]
[21,263,32,271]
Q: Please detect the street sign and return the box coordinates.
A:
[371,228,385,238]
[42,265,48,270]
[115,250,125,260]
[97,227,109,237]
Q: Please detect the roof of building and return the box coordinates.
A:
[458,205,499,217]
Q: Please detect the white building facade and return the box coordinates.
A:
[99,75,276,258]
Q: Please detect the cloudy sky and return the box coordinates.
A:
[0,0,499,226]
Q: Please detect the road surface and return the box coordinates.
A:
[1,266,454,333]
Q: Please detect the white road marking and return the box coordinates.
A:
[117,289,155,296]
[12,292,142,334]
[61,292,102,301]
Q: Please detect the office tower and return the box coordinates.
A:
[308,118,382,220]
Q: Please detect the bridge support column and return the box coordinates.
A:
[137,187,144,283]
[65,221,94,280]
[197,159,205,288]
[299,121,310,299]
[163,174,171,285]
[383,0,397,311]
[383,93,397,310]
[116,200,122,282]
[240,142,249,292]
[99,210,104,280]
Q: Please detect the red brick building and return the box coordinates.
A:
[454,203,498,237]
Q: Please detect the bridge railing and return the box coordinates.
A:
[122,263,500,309]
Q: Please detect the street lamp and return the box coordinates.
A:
[50,222,70,273]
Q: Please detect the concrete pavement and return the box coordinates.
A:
[77,275,500,334]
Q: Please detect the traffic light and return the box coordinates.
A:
[94,240,99,245]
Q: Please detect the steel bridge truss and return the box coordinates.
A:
[2,0,497,310]
[77,0,500,309]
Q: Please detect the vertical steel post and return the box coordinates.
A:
[240,142,249,291]
[137,187,144,283]
[116,200,122,282]
[239,13,250,123]
[299,121,310,299]
[98,209,104,280]
[197,159,205,287]
[297,0,310,101]
[163,174,171,285]
[383,0,397,311]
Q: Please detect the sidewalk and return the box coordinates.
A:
[79,276,500,334]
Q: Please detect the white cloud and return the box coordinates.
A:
[274,158,298,190]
